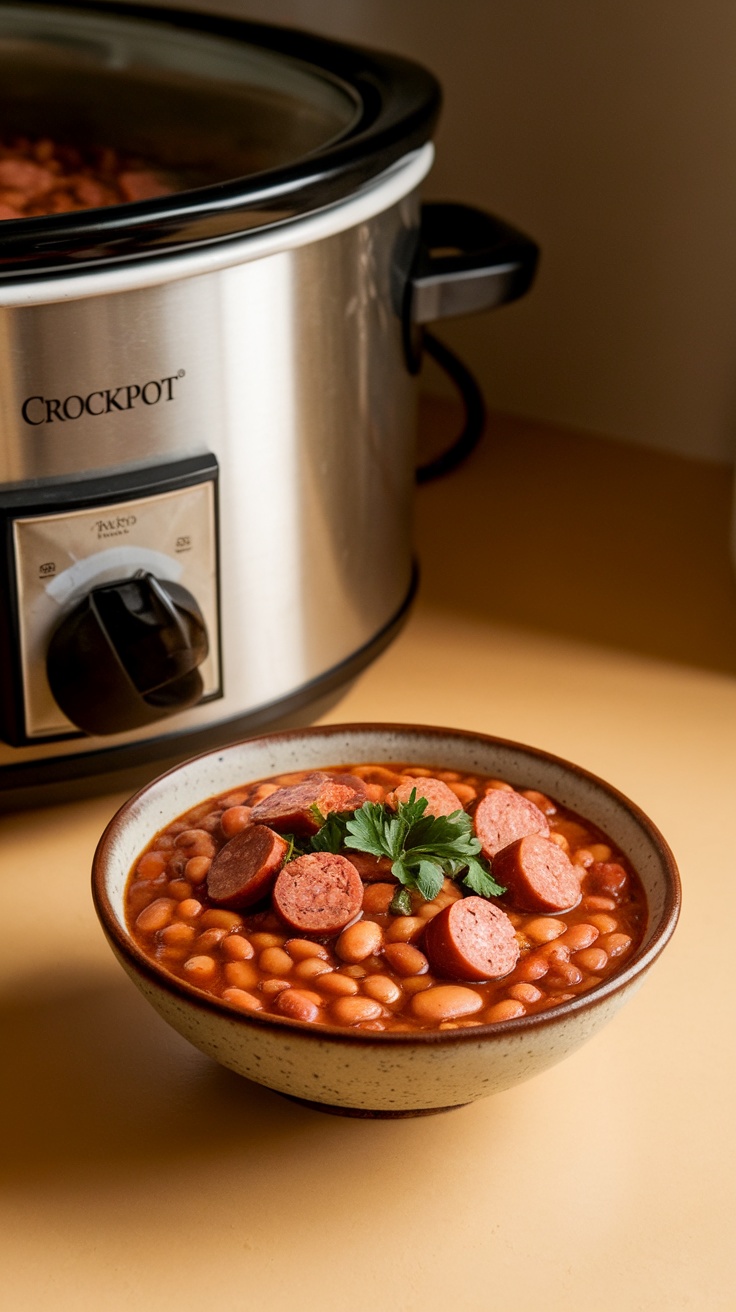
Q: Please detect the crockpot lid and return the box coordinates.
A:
[0,0,440,278]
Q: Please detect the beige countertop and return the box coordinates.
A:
[2,404,735,1310]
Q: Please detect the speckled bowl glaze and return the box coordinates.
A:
[92,724,680,1116]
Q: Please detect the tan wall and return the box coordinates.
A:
[140,1,736,463]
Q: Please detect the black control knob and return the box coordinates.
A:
[46,571,209,736]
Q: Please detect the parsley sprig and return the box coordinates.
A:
[289,791,505,910]
[344,791,505,902]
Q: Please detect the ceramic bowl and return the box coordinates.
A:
[92,723,681,1116]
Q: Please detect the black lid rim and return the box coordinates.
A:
[0,0,441,277]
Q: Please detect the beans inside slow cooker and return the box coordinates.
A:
[0,134,178,220]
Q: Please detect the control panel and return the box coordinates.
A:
[0,455,221,745]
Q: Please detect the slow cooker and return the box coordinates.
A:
[0,0,538,804]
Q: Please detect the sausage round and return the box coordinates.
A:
[493,835,582,913]
[474,789,550,858]
[423,896,520,982]
[387,776,463,817]
[250,771,366,835]
[272,852,364,935]
[206,825,288,909]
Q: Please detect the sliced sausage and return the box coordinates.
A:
[424,896,519,982]
[386,776,463,816]
[206,825,288,909]
[474,789,550,859]
[272,852,363,935]
[493,834,582,913]
[250,771,366,835]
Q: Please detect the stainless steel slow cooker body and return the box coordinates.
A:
[0,2,537,800]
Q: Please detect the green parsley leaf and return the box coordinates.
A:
[414,859,445,901]
[310,811,352,854]
[344,800,397,859]
[462,856,506,899]
[337,789,505,906]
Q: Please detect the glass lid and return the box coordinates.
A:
[0,1,440,277]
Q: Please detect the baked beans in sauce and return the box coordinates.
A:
[0,134,177,220]
[125,764,647,1033]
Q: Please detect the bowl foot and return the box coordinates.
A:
[279,1093,469,1118]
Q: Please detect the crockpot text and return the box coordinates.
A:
[21,374,182,426]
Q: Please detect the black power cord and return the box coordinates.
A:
[415,331,486,485]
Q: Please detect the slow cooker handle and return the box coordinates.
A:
[408,202,539,325]
[406,203,539,475]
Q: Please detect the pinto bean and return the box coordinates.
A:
[575,947,608,973]
[222,988,263,1011]
[135,898,175,933]
[362,883,397,913]
[335,921,384,963]
[159,922,196,949]
[587,913,618,934]
[581,895,617,913]
[185,856,211,884]
[330,996,383,1026]
[361,975,402,1005]
[221,934,255,961]
[382,943,429,976]
[524,916,567,944]
[410,985,483,1023]
[598,932,633,957]
[385,916,425,943]
[485,999,526,1022]
[220,806,253,838]
[182,955,216,983]
[175,829,215,857]
[136,851,168,879]
[275,989,322,1023]
[317,972,359,997]
[260,979,293,996]
[284,939,330,961]
[224,960,259,990]
[292,957,333,981]
[507,982,543,1004]
[558,923,599,952]
[259,947,294,975]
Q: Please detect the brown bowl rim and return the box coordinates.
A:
[92,721,682,1046]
